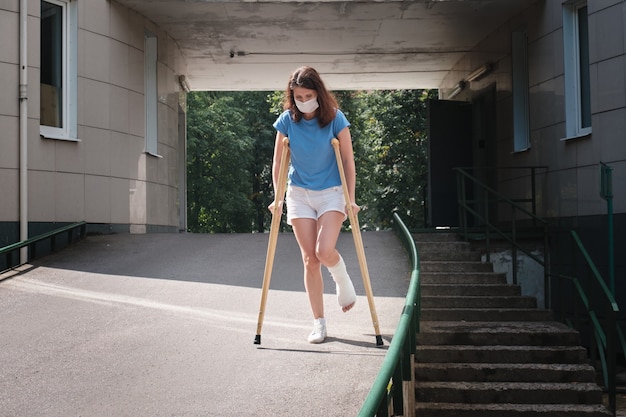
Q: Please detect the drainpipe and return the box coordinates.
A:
[19,0,28,263]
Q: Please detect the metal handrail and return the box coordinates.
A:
[552,230,622,416]
[1,221,87,272]
[358,212,420,417]
[454,167,551,307]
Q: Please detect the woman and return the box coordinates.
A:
[270,66,359,344]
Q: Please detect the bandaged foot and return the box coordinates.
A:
[328,255,356,312]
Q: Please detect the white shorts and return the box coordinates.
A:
[286,185,346,225]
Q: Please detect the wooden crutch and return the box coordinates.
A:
[331,138,383,346]
[254,137,290,345]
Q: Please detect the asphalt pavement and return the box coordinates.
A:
[0,231,411,417]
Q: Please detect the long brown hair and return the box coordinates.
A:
[283,66,338,127]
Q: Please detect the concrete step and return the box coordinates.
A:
[422,295,537,309]
[412,232,461,243]
[415,381,603,404]
[414,402,613,417]
[421,271,507,285]
[415,363,597,383]
[422,284,521,296]
[420,261,493,273]
[416,345,588,364]
[418,244,482,261]
[421,308,554,322]
[417,321,581,346]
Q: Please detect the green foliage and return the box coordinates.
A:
[187,91,275,233]
[186,89,437,233]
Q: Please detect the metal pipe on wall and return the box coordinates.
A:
[19,0,28,262]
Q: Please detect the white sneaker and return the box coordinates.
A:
[307,318,327,344]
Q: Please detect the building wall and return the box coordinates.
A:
[0,0,187,243]
[440,0,625,220]
[439,0,625,316]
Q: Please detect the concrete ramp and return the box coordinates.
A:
[0,231,410,417]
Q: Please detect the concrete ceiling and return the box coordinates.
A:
[115,0,537,91]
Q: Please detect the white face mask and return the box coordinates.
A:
[295,97,319,114]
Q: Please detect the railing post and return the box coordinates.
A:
[543,223,550,310]
[607,302,617,416]
[484,187,490,262]
[511,208,517,285]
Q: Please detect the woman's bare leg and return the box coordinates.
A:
[291,218,325,319]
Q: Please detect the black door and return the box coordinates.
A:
[427,99,473,227]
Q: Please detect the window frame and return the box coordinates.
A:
[40,0,78,141]
[562,0,592,140]
[512,28,530,152]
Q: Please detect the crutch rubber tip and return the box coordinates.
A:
[254,335,261,345]
[375,335,384,346]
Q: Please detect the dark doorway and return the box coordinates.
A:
[427,99,473,227]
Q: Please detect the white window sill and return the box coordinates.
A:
[40,133,81,142]
[561,130,592,142]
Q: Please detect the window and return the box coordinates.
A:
[144,32,161,157]
[40,0,77,140]
[563,1,591,139]
[512,29,530,152]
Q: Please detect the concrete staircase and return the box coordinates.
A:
[413,232,612,417]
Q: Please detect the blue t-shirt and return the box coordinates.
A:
[273,109,350,190]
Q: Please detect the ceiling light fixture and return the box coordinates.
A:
[178,75,191,93]
[448,81,465,99]
[466,63,492,82]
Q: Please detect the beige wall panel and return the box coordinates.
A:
[128,90,144,137]
[0,115,19,169]
[528,76,564,131]
[82,31,111,83]
[545,169,578,218]
[527,0,561,42]
[129,179,146,225]
[128,135,146,181]
[83,127,111,176]
[146,182,170,226]
[85,174,111,223]
[588,3,624,63]
[81,79,111,130]
[0,169,18,220]
[0,10,18,63]
[127,10,145,51]
[145,154,158,184]
[28,170,56,221]
[168,184,178,227]
[29,135,56,172]
[79,0,110,36]
[610,163,626,212]
[110,131,131,179]
[128,46,144,94]
[594,56,626,113]
[0,62,18,117]
[596,108,626,162]
[110,39,130,90]
[110,1,130,45]
[54,172,85,221]
[576,165,605,216]
[528,30,563,87]
[110,85,130,134]
[111,177,130,223]
[54,138,84,174]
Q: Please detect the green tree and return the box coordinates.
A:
[359,90,436,230]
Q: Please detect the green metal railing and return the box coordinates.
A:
[454,167,550,307]
[552,230,625,417]
[455,165,622,417]
[358,212,420,417]
[1,221,87,273]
